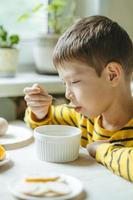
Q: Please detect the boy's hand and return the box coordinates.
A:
[24,84,52,120]
[87,140,109,158]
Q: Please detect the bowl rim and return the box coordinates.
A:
[34,124,81,138]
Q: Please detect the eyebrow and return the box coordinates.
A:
[63,72,80,80]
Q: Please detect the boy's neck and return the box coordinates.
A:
[100,91,133,131]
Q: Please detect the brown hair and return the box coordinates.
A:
[53,15,133,76]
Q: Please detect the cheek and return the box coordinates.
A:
[74,80,111,103]
[75,84,95,100]
[75,88,90,105]
[77,83,111,107]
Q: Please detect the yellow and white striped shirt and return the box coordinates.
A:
[25,104,133,182]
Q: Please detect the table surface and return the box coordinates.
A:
[0,121,133,200]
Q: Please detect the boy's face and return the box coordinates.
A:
[58,61,115,118]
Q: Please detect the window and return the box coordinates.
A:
[0,0,48,39]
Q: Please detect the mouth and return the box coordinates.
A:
[65,102,82,111]
[65,102,82,112]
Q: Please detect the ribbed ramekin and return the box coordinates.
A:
[34,125,81,162]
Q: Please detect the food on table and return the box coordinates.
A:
[15,175,72,197]
[25,176,60,183]
[0,117,8,136]
[0,145,6,161]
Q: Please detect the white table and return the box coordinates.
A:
[0,121,133,200]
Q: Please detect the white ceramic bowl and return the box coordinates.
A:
[34,125,81,163]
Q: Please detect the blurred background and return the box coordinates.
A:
[0,0,133,121]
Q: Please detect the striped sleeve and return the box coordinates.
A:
[51,105,78,126]
[24,105,80,129]
[96,143,133,182]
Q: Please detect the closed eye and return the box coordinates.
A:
[72,80,80,84]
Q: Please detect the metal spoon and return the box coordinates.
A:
[64,104,76,109]
[52,97,75,109]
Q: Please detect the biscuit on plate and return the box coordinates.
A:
[15,175,71,197]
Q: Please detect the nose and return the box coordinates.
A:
[65,86,74,100]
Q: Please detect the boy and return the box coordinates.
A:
[24,15,133,182]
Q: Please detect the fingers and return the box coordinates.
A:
[23,87,40,95]
[24,93,52,107]
[33,84,48,94]
[24,84,52,101]
[23,84,40,94]
[23,83,48,96]
[23,84,52,119]
[26,99,52,107]
[24,93,52,102]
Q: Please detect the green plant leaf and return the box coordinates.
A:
[0,26,7,39]
[0,25,20,48]
[0,25,8,46]
[48,20,61,34]
[9,35,20,47]
[48,0,66,13]
[17,13,31,22]
[32,3,44,13]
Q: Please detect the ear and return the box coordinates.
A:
[105,62,122,86]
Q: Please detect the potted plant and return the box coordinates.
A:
[0,26,20,77]
[18,0,77,74]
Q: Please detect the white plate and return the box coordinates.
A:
[8,174,83,200]
[0,123,33,150]
[0,154,10,166]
